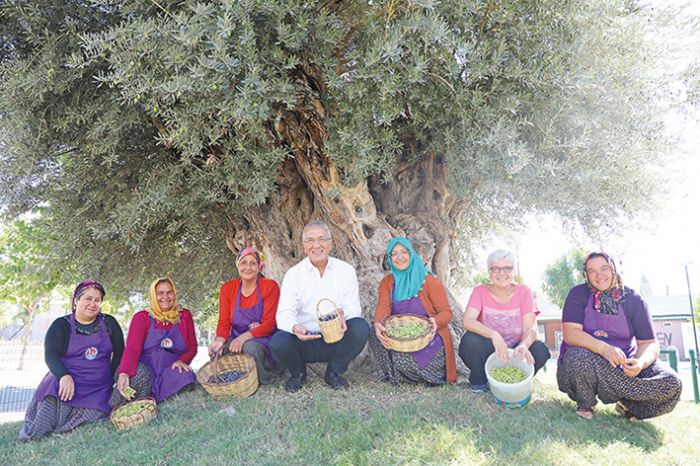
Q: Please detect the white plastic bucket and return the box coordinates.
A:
[485,349,534,408]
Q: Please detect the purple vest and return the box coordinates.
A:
[560,294,635,359]
[34,314,113,414]
[230,282,276,362]
[139,315,196,402]
[391,288,443,369]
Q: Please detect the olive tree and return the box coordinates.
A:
[0,0,693,325]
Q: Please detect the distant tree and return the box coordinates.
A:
[639,274,653,297]
[0,219,63,369]
[542,248,588,308]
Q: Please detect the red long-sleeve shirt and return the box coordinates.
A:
[119,309,198,377]
[216,277,280,339]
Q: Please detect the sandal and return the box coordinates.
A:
[615,402,639,422]
[576,407,594,420]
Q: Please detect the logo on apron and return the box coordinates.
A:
[593,330,609,339]
[160,337,173,349]
[84,346,99,360]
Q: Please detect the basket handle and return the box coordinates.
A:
[316,298,343,319]
[213,353,223,383]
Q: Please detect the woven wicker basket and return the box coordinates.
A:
[197,352,259,399]
[316,298,344,344]
[383,314,433,352]
[110,398,157,430]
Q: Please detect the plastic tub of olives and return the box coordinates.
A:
[484,349,534,408]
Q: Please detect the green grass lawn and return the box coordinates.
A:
[2,370,698,466]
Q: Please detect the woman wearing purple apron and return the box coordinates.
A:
[370,237,457,385]
[209,246,283,384]
[112,277,197,406]
[20,280,124,440]
[557,252,682,420]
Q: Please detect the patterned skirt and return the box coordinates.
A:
[368,329,446,385]
[556,346,682,419]
[19,394,106,441]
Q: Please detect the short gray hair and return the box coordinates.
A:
[302,220,332,241]
[487,249,516,271]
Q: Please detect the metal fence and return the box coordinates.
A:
[0,340,45,415]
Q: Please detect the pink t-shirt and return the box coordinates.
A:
[466,284,535,348]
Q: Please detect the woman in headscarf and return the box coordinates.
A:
[111,277,197,406]
[458,249,550,394]
[20,280,124,440]
[208,246,283,384]
[557,252,682,420]
[370,237,457,385]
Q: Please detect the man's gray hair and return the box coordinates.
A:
[487,249,516,271]
[302,220,332,241]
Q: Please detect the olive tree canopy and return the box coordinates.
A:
[0,0,692,321]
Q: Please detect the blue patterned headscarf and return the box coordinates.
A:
[387,237,430,301]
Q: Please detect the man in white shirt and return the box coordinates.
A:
[270,220,370,392]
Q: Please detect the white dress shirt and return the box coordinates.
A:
[276,257,362,333]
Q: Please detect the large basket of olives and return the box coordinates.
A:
[110,398,157,430]
[197,352,259,399]
[382,314,433,352]
[316,298,345,344]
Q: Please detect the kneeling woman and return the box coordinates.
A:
[112,278,197,406]
[20,281,124,440]
[557,252,681,420]
[370,237,457,385]
[208,246,283,384]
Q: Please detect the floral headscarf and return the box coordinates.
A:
[72,280,106,312]
[236,246,265,274]
[583,252,628,315]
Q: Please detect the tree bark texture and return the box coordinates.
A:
[223,58,468,375]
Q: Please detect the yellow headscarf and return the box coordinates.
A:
[148,277,181,324]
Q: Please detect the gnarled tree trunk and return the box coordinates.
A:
[225,58,467,374]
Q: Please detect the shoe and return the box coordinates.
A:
[576,407,594,420]
[284,372,307,393]
[324,371,349,390]
[615,402,639,421]
[469,383,489,394]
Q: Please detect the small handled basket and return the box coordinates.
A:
[316,298,344,344]
[197,352,258,399]
[110,397,157,430]
[382,314,433,352]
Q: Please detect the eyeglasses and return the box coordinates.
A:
[390,250,410,258]
[303,237,331,246]
[489,266,514,274]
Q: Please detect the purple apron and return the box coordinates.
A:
[140,315,196,403]
[391,289,443,369]
[230,283,276,362]
[34,314,113,414]
[560,294,634,359]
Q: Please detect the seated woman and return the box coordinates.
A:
[458,249,550,393]
[557,252,682,420]
[20,280,124,440]
[112,277,197,406]
[370,237,457,385]
[208,246,283,384]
